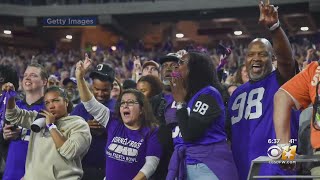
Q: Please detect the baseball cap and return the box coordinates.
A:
[142,60,160,70]
[89,64,115,83]
[48,74,59,81]
[159,50,188,65]
[62,77,77,86]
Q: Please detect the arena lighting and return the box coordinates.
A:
[3,30,11,35]
[92,46,97,52]
[234,31,243,36]
[176,33,184,38]
[66,35,72,40]
[111,46,117,51]
[300,27,309,31]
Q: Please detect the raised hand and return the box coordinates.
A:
[170,76,187,103]
[133,56,142,72]
[1,82,15,92]
[258,0,279,28]
[83,53,92,71]
[76,53,92,79]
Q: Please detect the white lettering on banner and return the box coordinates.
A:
[106,136,142,163]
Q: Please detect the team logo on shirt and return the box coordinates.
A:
[311,66,320,86]
[106,136,143,163]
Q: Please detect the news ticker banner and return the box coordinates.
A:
[42,16,97,27]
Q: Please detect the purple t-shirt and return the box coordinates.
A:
[105,119,162,180]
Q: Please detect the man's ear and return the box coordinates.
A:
[272,55,277,62]
[43,79,48,87]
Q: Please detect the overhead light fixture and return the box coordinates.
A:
[300,26,309,31]
[234,31,243,36]
[111,46,117,51]
[92,46,97,52]
[66,35,72,40]
[3,30,11,35]
[176,33,184,38]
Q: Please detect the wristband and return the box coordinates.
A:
[277,143,290,149]
[269,20,280,31]
[176,102,186,110]
[47,123,57,131]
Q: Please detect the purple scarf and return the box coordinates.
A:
[0,90,17,130]
[166,141,239,180]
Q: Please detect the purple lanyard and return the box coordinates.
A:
[0,90,17,130]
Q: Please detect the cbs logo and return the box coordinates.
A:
[267,145,282,160]
[267,145,297,160]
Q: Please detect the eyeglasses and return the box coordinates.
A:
[120,100,139,107]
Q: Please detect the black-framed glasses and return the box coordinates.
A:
[120,100,139,107]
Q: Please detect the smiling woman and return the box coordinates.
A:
[75,55,163,180]
[2,85,92,180]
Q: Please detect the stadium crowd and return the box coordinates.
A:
[1,1,320,180]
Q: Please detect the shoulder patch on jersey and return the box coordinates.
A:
[191,94,222,118]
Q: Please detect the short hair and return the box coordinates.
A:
[137,75,163,98]
[28,63,48,80]
[0,65,19,90]
[115,89,158,129]
[44,86,73,113]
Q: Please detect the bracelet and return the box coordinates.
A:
[269,20,280,31]
[47,123,57,131]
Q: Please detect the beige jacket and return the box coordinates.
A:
[6,106,92,180]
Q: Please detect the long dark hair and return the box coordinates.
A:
[44,86,73,113]
[185,51,229,103]
[115,89,158,129]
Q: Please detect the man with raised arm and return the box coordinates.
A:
[227,1,299,179]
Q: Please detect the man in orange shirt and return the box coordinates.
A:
[274,61,320,176]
